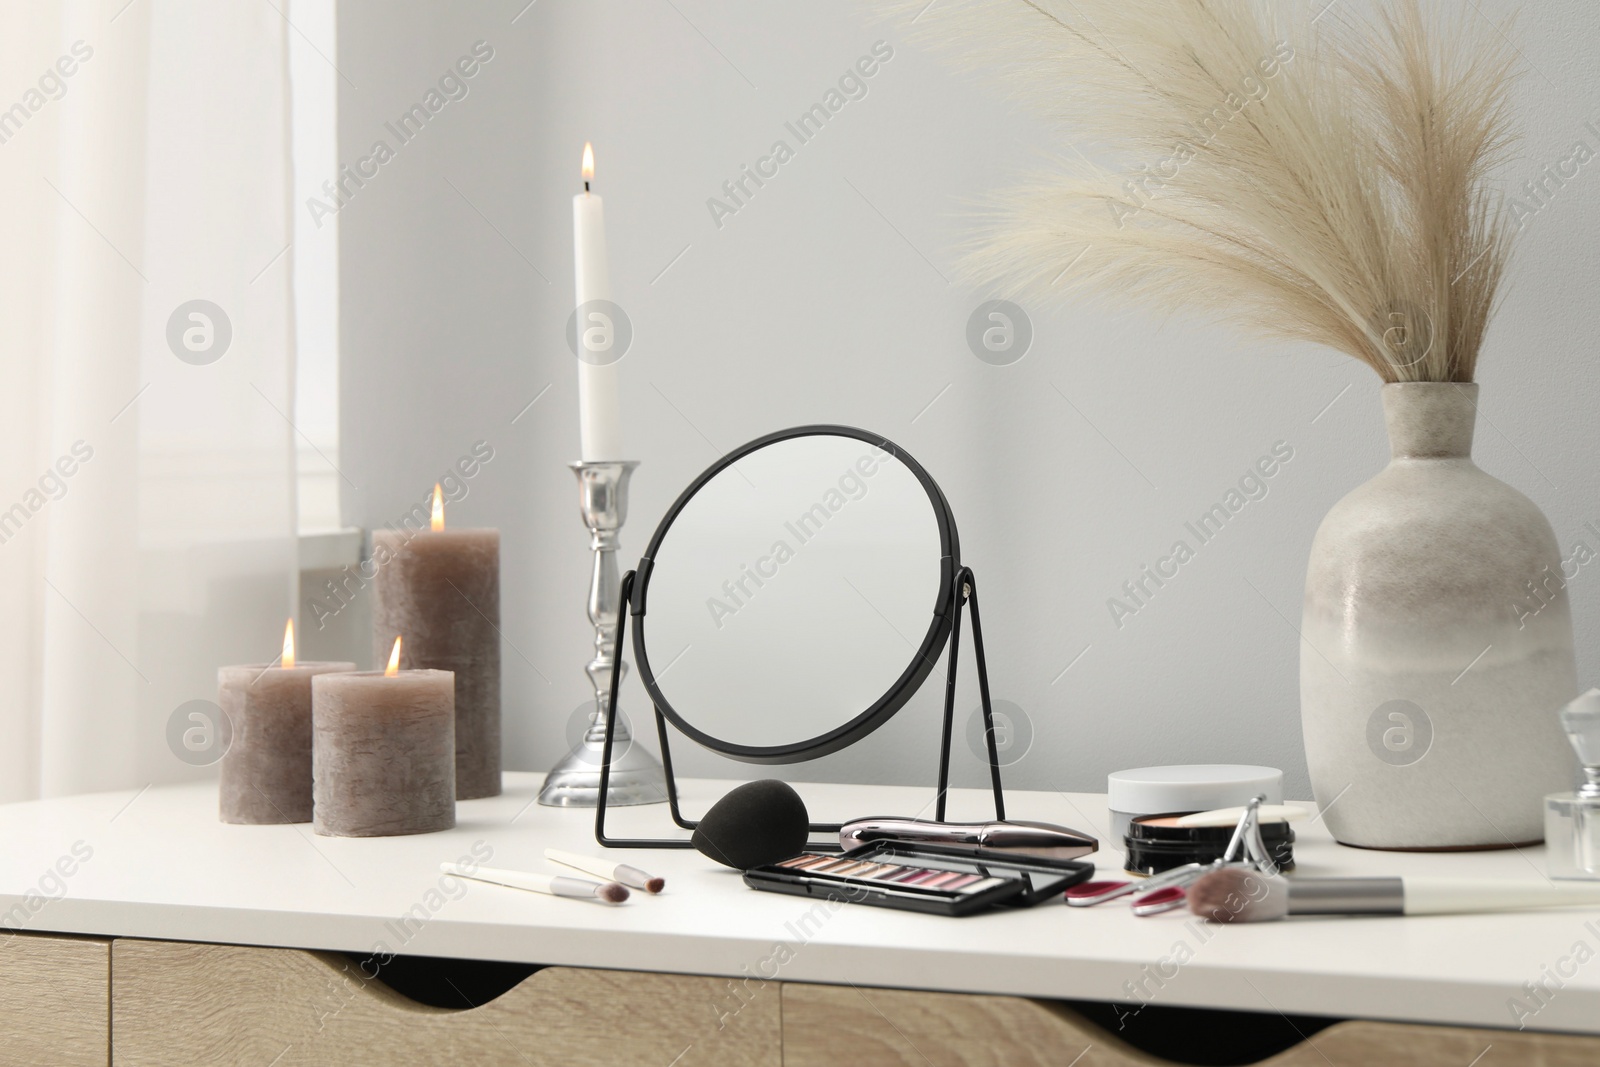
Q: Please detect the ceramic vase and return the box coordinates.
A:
[1300,382,1577,849]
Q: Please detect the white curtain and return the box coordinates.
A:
[0,1,298,801]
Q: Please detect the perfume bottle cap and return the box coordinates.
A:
[1559,688,1600,775]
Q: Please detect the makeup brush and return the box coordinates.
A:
[1190,867,1600,923]
[440,862,629,905]
[839,817,1097,861]
[546,848,665,893]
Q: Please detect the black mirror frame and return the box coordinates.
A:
[631,424,960,764]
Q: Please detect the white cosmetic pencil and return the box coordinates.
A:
[441,862,629,905]
[546,848,665,894]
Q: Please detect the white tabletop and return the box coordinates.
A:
[1,774,1595,1035]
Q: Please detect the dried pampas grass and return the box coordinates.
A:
[888,0,1521,382]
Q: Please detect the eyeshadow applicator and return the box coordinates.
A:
[441,862,630,905]
[546,847,665,893]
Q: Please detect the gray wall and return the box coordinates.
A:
[333,0,1600,803]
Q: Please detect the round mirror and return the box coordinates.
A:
[633,426,958,763]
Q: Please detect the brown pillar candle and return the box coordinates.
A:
[312,638,456,837]
[370,485,501,799]
[219,621,355,824]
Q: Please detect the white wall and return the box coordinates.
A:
[331,0,1600,802]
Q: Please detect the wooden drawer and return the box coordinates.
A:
[110,939,779,1067]
[0,932,110,1067]
[781,982,1600,1066]
[102,936,1600,1066]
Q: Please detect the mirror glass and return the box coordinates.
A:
[638,431,951,761]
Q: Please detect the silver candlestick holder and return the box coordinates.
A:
[538,460,666,807]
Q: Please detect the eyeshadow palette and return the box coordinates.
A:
[743,843,1093,916]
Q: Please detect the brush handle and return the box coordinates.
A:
[545,848,620,882]
[441,862,609,901]
[544,847,654,890]
[1403,878,1600,915]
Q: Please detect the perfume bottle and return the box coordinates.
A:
[1547,688,1600,881]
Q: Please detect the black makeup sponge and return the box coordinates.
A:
[691,780,809,869]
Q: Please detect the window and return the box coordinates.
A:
[288,0,341,534]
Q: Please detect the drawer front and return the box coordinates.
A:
[0,932,110,1067]
[781,982,1600,1067]
[111,939,779,1067]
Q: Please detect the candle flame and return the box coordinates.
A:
[581,141,594,183]
[431,483,444,532]
[281,619,296,669]
[385,636,403,677]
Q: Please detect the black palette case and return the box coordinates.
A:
[743,843,1094,917]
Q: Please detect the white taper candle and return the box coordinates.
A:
[573,141,623,461]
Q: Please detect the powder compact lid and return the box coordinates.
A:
[1107,765,1283,815]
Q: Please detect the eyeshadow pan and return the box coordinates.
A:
[774,853,1017,895]
[831,860,877,876]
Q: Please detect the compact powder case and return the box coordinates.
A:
[1107,765,1284,841]
[1123,812,1295,876]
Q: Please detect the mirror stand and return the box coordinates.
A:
[595,565,1009,850]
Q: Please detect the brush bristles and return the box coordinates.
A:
[1188,867,1289,923]
[883,0,1520,383]
[599,882,630,905]
[644,876,666,894]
